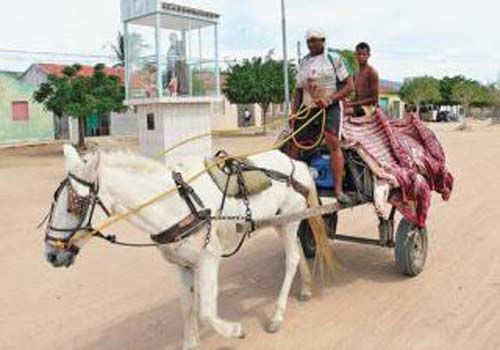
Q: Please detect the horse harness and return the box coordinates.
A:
[151,153,307,258]
[43,155,309,258]
[42,173,112,254]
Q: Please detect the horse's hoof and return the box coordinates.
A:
[298,292,312,302]
[266,321,281,334]
[233,323,246,339]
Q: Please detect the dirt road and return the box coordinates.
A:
[1,122,500,350]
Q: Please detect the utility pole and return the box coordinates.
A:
[281,0,290,120]
[297,40,302,65]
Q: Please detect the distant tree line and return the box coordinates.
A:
[400,75,500,127]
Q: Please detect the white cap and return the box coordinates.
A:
[306,27,326,40]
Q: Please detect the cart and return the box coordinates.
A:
[297,148,429,277]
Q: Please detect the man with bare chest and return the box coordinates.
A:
[346,42,379,117]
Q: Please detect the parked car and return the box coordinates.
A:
[420,106,439,122]
[437,111,459,122]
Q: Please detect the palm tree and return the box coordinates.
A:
[112,32,125,67]
[330,48,359,74]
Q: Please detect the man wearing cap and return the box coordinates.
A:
[292,28,354,203]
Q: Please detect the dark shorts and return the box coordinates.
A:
[310,103,342,138]
[292,103,343,141]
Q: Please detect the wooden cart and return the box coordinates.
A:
[296,149,429,277]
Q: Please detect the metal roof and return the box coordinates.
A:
[127,2,220,29]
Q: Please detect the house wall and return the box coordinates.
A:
[379,93,405,119]
[22,64,137,139]
[110,109,138,136]
[20,65,48,86]
[0,73,54,145]
[212,96,287,131]
[210,98,238,130]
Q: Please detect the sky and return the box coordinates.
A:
[0,0,499,83]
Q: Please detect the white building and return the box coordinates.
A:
[122,0,222,161]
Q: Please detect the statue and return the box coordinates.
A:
[166,32,188,95]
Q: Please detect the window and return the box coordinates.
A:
[12,101,29,121]
[146,113,155,130]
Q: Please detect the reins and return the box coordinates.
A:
[44,106,327,254]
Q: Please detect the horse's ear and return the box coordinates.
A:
[83,152,100,181]
[63,144,82,171]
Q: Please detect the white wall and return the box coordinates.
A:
[110,109,138,136]
[211,97,275,130]
[68,117,79,144]
[136,99,214,162]
[210,98,238,130]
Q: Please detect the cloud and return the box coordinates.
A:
[0,0,498,82]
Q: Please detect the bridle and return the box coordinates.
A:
[42,173,111,253]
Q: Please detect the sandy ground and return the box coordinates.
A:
[1,121,500,350]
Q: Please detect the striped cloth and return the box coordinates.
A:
[342,110,454,228]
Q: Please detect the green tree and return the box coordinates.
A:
[34,64,126,148]
[329,49,358,74]
[400,76,441,115]
[0,82,5,101]
[452,79,483,128]
[471,84,491,108]
[439,76,469,106]
[490,87,500,122]
[111,32,125,67]
[223,57,296,131]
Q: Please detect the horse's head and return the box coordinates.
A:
[44,145,102,268]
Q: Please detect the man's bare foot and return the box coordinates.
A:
[335,192,351,205]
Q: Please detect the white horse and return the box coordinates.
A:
[44,145,330,350]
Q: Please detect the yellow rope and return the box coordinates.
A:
[291,104,314,121]
[86,108,325,238]
[156,104,313,159]
[157,132,212,159]
[291,108,326,151]
[155,117,285,159]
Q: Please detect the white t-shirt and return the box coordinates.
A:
[296,51,350,107]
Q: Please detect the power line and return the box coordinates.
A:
[0,48,111,60]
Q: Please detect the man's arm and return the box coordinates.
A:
[314,77,353,109]
[331,76,354,102]
[292,88,304,114]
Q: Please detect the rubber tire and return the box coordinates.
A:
[395,218,428,277]
[298,212,338,259]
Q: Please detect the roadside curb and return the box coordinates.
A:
[0,140,65,151]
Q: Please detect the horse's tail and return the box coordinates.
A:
[305,179,339,278]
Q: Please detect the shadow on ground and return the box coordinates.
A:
[79,238,408,350]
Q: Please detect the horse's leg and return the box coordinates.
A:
[198,235,246,339]
[267,221,302,333]
[176,266,200,350]
[297,240,313,302]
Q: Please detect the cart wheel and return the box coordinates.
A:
[395,218,428,277]
[298,212,338,259]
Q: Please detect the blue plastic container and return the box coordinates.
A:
[310,155,335,189]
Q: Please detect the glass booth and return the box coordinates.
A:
[122,1,221,100]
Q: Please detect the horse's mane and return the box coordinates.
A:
[98,150,204,178]
[100,151,166,174]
